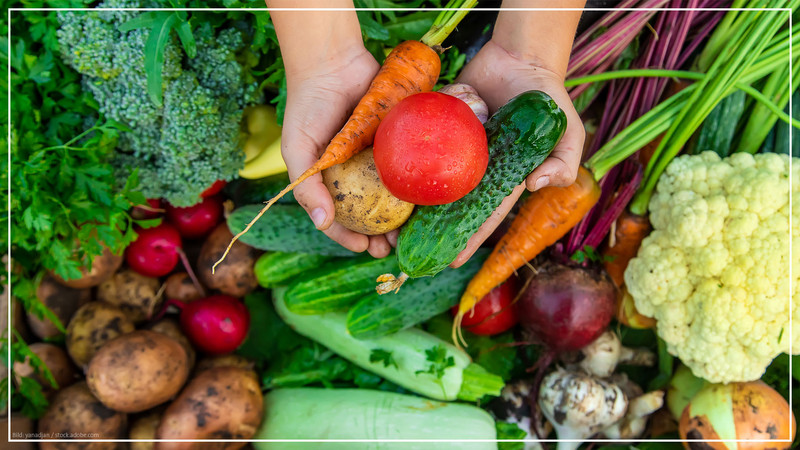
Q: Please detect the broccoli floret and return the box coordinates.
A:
[56,1,261,206]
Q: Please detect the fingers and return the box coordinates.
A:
[320,221,370,253]
[385,229,399,248]
[366,235,392,259]
[527,93,585,190]
[450,183,526,268]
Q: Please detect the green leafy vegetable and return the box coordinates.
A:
[369,349,399,369]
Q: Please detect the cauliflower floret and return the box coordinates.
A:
[625,151,797,383]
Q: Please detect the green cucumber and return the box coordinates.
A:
[692,90,746,157]
[223,172,297,206]
[273,287,504,402]
[254,251,333,288]
[284,254,399,314]
[227,203,356,256]
[255,388,498,449]
[397,90,567,278]
[347,249,489,339]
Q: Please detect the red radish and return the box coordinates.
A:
[201,180,227,198]
[131,198,163,220]
[451,276,519,336]
[373,91,488,205]
[162,295,250,354]
[165,195,223,239]
[517,260,616,352]
[126,223,183,278]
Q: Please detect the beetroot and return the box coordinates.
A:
[516,260,616,352]
[164,295,250,355]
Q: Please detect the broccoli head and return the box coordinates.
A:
[57,0,262,206]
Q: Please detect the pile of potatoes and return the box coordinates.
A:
[8,222,265,449]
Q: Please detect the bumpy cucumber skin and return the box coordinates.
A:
[227,204,356,256]
[397,90,567,277]
[254,252,333,288]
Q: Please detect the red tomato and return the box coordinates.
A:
[452,277,519,336]
[373,92,488,205]
[165,195,223,239]
[201,180,227,198]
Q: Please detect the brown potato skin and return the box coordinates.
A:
[66,302,135,369]
[50,245,123,289]
[14,342,77,396]
[2,412,37,450]
[322,147,414,235]
[165,272,205,303]
[197,224,260,298]
[97,269,162,323]
[148,318,196,369]
[155,367,264,450]
[129,410,162,450]
[38,382,127,450]
[195,354,254,375]
[87,330,190,413]
[28,275,91,340]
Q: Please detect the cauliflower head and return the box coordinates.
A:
[624,151,798,383]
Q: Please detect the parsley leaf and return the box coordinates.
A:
[369,349,398,369]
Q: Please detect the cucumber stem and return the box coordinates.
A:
[376,272,409,295]
[420,0,477,48]
[456,363,505,402]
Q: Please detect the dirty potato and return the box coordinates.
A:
[129,410,162,450]
[87,330,190,413]
[195,354,254,374]
[97,269,162,323]
[50,244,123,289]
[322,147,415,235]
[14,342,77,397]
[164,272,205,302]
[66,302,135,369]
[155,367,264,450]
[27,275,91,340]
[38,382,127,450]
[197,224,260,298]
[148,318,196,369]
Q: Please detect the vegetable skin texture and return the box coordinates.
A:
[322,147,415,235]
[97,269,162,323]
[218,41,440,267]
[66,301,135,369]
[155,367,263,450]
[625,152,799,383]
[253,251,332,288]
[455,165,600,345]
[679,380,796,449]
[50,244,123,289]
[28,275,90,339]
[255,388,497,449]
[397,90,567,280]
[273,287,503,402]
[13,343,77,397]
[86,330,190,413]
[373,91,488,205]
[602,209,651,288]
[197,223,260,298]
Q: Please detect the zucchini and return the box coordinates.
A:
[227,203,356,256]
[396,91,567,278]
[254,251,333,288]
[691,90,746,157]
[284,254,399,314]
[273,287,503,402]
[347,249,489,339]
[223,172,297,206]
[255,388,497,449]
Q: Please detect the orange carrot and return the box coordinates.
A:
[453,165,601,347]
[213,40,441,271]
[602,209,651,288]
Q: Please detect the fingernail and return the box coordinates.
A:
[533,176,550,191]
[310,208,327,229]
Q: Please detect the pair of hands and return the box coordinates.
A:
[280,38,584,265]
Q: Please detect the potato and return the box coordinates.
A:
[27,275,91,340]
[164,272,205,303]
[195,354,254,374]
[38,382,127,450]
[87,330,190,413]
[50,244,123,289]
[129,410,162,450]
[14,342,77,396]
[66,302,135,369]
[97,269,162,322]
[155,367,264,450]
[2,412,36,450]
[197,224,260,298]
[322,147,414,235]
[149,318,196,368]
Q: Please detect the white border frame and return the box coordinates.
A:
[5,2,795,447]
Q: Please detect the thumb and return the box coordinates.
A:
[280,127,336,231]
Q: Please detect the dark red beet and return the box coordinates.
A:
[516,260,616,352]
[174,295,250,354]
[165,195,224,239]
[126,223,182,278]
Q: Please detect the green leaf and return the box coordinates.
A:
[496,421,527,450]
[175,20,197,58]
[119,12,160,32]
[647,337,674,391]
[144,12,179,107]
[369,349,398,369]
[356,11,391,41]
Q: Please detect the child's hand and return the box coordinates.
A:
[281,47,396,258]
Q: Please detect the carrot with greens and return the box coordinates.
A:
[213,1,476,271]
